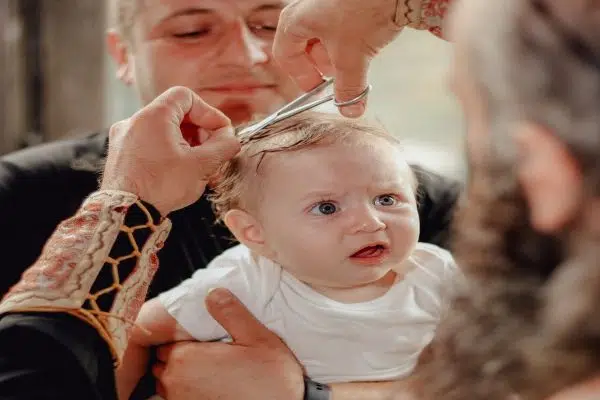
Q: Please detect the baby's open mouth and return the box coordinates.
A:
[351,244,389,259]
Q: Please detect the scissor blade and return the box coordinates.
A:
[269,76,334,116]
[269,94,335,125]
[237,77,335,138]
[237,113,280,137]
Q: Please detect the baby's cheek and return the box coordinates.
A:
[393,212,420,242]
[409,209,421,233]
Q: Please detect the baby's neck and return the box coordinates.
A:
[308,270,399,303]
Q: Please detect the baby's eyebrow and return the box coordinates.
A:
[372,178,414,191]
[300,190,343,201]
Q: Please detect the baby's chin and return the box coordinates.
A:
[299,265,390,284]
[301,269,399,302]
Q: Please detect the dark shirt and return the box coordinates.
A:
[0,198,164,400]
[0,313,116,400]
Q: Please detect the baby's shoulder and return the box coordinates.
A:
[206,243,255,269]
[407,243,458,280]
[197,244,283,290]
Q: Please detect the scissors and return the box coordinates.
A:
[237,77,372,140]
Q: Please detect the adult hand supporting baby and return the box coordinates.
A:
[152,288,305,400]
[546,376,600,400]
[272,0,405,118]
[100,86,240,216]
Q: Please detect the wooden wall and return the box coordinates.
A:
[0,0,27,154]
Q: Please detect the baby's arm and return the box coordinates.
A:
[116,298,193,400]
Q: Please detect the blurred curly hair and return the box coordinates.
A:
[419,0,600,399]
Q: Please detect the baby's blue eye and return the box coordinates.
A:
[374,195,398,207]
[310,202,338,215]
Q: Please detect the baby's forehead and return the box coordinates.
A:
[253,137,414,188]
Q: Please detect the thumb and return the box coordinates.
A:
[332,49,371,118]
[205,288,280,347]
[272,3,324,91]
[188,126,241,178]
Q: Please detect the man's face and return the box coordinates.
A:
[115,0,299,124]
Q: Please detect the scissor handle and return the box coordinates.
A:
[237,77,372,139]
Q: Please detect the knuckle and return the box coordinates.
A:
[127,113,149,134]
[169,346,188,365]
[170,85,189,94]
[108,119,131,143]
[107,121,122,140]
[278,4,295,24]
[165,86,191,103]
[152,102,174,117]
[254,334,276,347]
[159,368,175,387]
[141,102,173,125]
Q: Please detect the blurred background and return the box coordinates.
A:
[0,0,465,179]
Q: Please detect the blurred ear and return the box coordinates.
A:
[223,210,275,258]
[515,122,583,233]
[106,29,134,85]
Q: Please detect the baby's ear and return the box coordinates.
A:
[223,210,272,256]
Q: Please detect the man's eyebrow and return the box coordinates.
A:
[160,8,214,23]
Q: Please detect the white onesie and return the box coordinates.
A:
[158,242,461,384]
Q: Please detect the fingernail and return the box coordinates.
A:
[207,287,233,306]
[215,126,234,137]
[340,103,365,118]
[198,128,210,143]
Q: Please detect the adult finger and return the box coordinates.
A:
[547,376,600,400]
[144,86,197,127]
[185,91,232,131]
[151,361,167,397]
[188,126,240,176]
[307,40,335,78]
[180,91,233,148]
[155,343,175,364]
[155,380,166,399]
[272,4,324,91]
[205,288,279,347]
[331,48,371,118]
[151,360,165,380]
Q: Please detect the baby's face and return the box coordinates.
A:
[255,136,420,290]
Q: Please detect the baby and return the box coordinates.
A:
[117,112,462,398]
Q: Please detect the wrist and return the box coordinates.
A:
[100,177,170,216]
[304,376,331,400]
[400,0,450,38]
[393,0,424,28]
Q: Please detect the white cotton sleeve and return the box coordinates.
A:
[441,251,466,303]
[157,245,281,341]
[407,243,465,319]
[433,246,466,317]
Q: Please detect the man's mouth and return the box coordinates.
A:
[200,84,276,95]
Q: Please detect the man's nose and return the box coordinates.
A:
[349,206,386,234]
[221,21,269,67]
